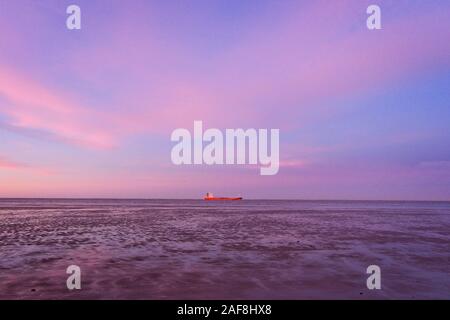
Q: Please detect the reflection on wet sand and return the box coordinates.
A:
[0,199,449,299]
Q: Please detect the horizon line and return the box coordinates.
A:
[0,197,449,203]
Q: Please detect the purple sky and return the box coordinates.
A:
[0,0,449,200]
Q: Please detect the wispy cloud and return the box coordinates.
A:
[0,65,117,149]
[0,155,27,169]
[0,0,449,199]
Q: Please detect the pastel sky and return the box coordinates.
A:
[0,0,449,200]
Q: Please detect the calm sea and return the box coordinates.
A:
[0,199,449,299]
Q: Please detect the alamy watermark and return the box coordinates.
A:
[65,4,380,31]
[66,4,81,30]
[66,265,81,290]
[367,4,382,30]
[366,265,381,290]
[171,121,280,175]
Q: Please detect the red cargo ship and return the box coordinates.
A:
[204,192,242,201]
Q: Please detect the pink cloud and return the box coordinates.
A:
[3,0,446,148]
[1,1,449,200]
[109,1,450,133]
[0,65,118,149]
[0,154,57,177]
[205,2,450,128]
[0,156,26,169]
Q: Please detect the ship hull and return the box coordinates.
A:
[204,197,242,201]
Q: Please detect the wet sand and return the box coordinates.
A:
[0,199,449,299]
